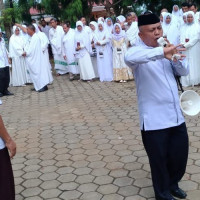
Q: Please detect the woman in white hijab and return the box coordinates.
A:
[111,23,133,82]
[172,5,181,21]
[104,18,113,34]
[74,21,95,81]
[116,15,126,30]
[162,13,180,45]
[9,26,28,86]
[94,21,113,82]
[181,11,200,87]
[89,21,99,78]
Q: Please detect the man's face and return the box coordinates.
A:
[127,16,133,25]
[41,21,46,27]
[139,23,163,47]
[182,6,189,13]
[81,18,86,25]
[190,6,197,14]
[63,24,69,33]
[27,27,33,36]
[51,20,57,28]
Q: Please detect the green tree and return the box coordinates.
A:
[41,0,83,22]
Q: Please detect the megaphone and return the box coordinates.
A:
[180,90,200,116]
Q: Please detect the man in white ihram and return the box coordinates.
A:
[125,13,189,200]
[23,24,51,92]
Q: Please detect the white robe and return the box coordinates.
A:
[62,28,79,75]
[181,22,200,87]
[25,33,51,91]
[9,33,28,86]
[126,22,139,46]
[49,26,68,74]
[162,15,180,45]
[37,31,53,83]
[94,29,113,82]
[74,28,95,80]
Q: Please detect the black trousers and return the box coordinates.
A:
[0,66,10,94]
[141,122,188,199]
[0,147,15,200]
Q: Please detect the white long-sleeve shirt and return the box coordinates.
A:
[125,41,189,131]
[0,38,9,68]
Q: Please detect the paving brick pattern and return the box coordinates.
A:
[1,76,200,200]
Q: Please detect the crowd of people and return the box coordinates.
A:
[0,2,200,96]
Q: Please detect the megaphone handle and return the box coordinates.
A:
[175,76,184,93]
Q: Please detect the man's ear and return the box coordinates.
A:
[138,31,143,40]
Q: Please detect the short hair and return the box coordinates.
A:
[189,3,197,8]
[80,16,86,20]
[63,21,71,28]
[27,24,35,31]
[181,2,190,8]
[41,19,46,23]
[50,18,57,22]
[126,13,132,18]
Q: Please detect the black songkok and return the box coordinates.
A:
[138,13,160,27]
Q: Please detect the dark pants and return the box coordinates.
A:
[0,66,10,94]
[141,122,188,199]
[0,147,15,200]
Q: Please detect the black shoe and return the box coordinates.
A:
[38,85,48,93]
[31,88,35,91]
[155,194,177,200]
[171,188,187,199]
[3,90,14,96]
[0,93,3,97]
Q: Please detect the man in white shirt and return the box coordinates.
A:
[49,18,68,75]
[125,13,189,200]
[189,3,200,23]
[0,33,13,97]
[0,114,16,199]
[41,20,50,40]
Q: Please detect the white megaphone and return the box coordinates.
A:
[180,90,200,116]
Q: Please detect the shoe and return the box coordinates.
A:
[170,188,187,199]
[155,193,177,200]
[31,88,35,91]
[3,90,14,96]
[0,93,3,97]
[38,86,48,93]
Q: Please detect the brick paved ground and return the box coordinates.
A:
[0,75,200,200]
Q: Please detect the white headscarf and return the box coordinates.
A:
[112,23,126,41]
[184,11,199,40]
[9,25,25,58]
[172,5,181,17]
[89,21,98,32]
[96,21,107,40]
[104,18,113,34]
[116,15,126,23]
[75,21,92,54]
[98,17,105,23]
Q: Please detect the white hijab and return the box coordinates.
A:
[75,21,92,54]
[9,26,25,58]
[185,11,200,39]
[104,18,113,34]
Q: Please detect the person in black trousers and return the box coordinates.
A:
[0,33,13,97]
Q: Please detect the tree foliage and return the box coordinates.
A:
[41,0,83,22]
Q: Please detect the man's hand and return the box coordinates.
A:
[164,44,186,61]
[76,46,81,51]
[5,138,16,159]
